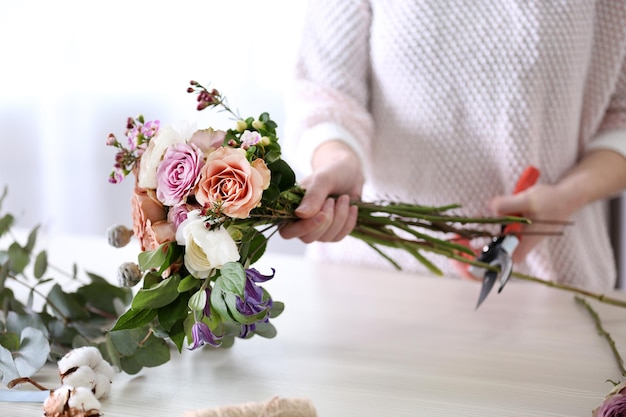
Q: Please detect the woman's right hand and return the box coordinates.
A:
[279,141,364,243]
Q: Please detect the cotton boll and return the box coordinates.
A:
[67,386,102,415]
[43,386,102,417]
[61,366,97,390]
[93,373,112,399]
[58,346,103,373]
[93,359,116,381]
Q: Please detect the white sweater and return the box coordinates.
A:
[286,0,626,292]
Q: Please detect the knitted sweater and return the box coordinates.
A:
[285,0,626,292]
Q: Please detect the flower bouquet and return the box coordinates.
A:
[103,81,539,373]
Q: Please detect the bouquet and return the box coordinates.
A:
[103,81,537,372]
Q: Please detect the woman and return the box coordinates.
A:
[281,1,626,292]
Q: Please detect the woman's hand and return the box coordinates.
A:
[490,149,626,262]
[279,141,364,243]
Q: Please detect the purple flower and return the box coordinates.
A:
[156,142,205,206]
[594,382,626,417]
[235,268,275,322]
[189,321,221,350]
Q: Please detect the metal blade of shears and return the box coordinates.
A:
[476,269,497,309]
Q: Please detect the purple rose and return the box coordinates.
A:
[594,382,626,417]
[156,142,205,206]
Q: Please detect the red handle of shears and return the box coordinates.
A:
[502,165,540,236]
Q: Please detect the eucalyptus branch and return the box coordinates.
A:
[575,295,626,376]
[8,274,69,322]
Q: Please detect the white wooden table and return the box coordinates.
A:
[2,233,626,416]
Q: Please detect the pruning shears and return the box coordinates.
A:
[470,165,541,309]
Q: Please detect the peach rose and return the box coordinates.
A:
[195,147,271,219]
[131,185,176,251]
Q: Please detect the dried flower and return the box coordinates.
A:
[106,224,133,248]
[117,262,142,288]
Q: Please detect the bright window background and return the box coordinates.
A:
[0,0,307,253]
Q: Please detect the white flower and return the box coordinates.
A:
[175,210,240,278]
[138,121,197,189]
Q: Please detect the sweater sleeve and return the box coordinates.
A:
[586,52,626,157]
[284,0,374,176]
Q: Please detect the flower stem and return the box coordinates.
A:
[575,296,626,376]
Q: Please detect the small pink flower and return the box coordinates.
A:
[167,203,193,229]
[240,130,261,149]
[593,381,626,417]
[156,143,205,206]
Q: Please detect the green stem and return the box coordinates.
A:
[575,296,626,376]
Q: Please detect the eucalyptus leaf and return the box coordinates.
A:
[6,311,48,337]
[33,251,48,279]
[8,242,30,274]
[0,213,15,238]
[108,327,148,356]
[25,225,40,253]
[13,327,50,377]
[47,284,89,320]
[0,332,19,351]
[0,345,19,384]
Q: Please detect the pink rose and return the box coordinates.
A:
[195,147,271,219]
[131,185,175,251]
[167,203,197,229]
[189,128,226,154]
[593,382,626,417]
[156,143,205,206]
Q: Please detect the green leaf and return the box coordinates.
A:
[0,332,19,351]
[157,294,190,332]
[218,262,246,299]
[132,275,181,310]
[209,281,231,322]
[6,311,48,337]
[8,242,30,274]
[268,159,296,191]
[0,261,9,290]
[108,327,148,356]
[269,301,285,319]
[76,281,132,317]
[111,308,157,331]
[24,225,40,253]
[13,327,50,378]
[0,213,15,238]
[253,321,277,339]
[134,332,170,367]
[33,251,48,279]
[177,275,199,293]
[138,242,181,274]
[47,284,89,320]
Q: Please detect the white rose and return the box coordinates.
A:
[138,121,197,189]
[176,210,240,278]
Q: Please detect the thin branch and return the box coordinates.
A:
[575,296,626,376]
